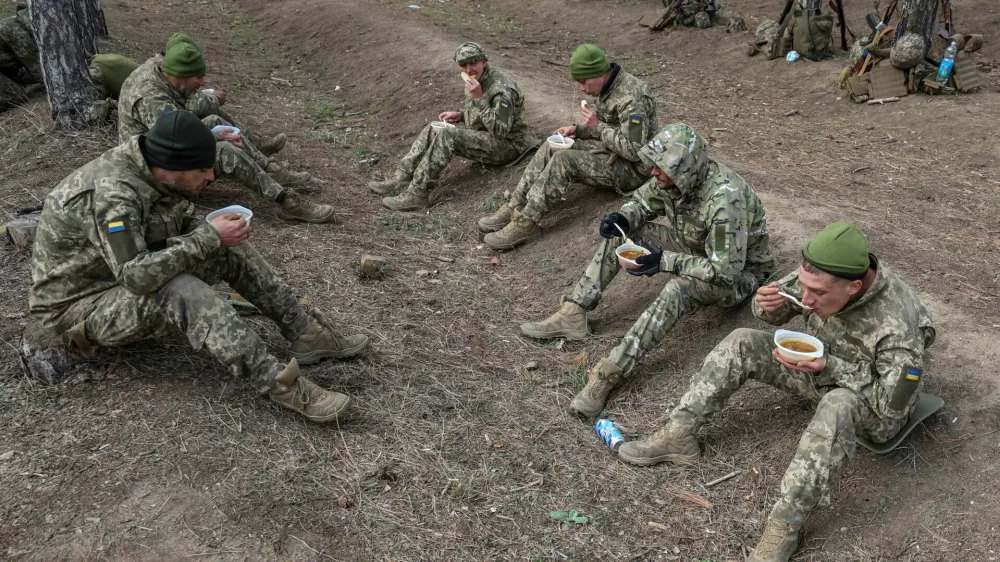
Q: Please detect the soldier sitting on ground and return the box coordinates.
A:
[29,111,370,423]
[371,42,538,212]
[118,33,333,223]
[480,43,657,251]
[88,53,139,101]
[519,123,773,416]
[617,222,935,562]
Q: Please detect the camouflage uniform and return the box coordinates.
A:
[393,64,536,197]
[118,56,285,203]
[0,8,41,84]
[668,259,935,526]
[569,124,772,375]
[677,0,721,28]
[29,137,311,392]
[511,65,657,223]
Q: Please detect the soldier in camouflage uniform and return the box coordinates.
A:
[88,54,139,100]
[29,111,370,423]
[481,43,657,251]
[520,123,773,415]
[118,34,331,223]
[372,42,538,212]
[617,222,935,562]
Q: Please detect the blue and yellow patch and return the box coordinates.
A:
[108,221,125,233]
[500,99,510,108]
[906,368,921,381]
[630,115,641,125]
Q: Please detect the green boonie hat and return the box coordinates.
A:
[802,222,870,279]
[143,110,217,171]
[162,42,206,78]
[454,42,487,65]
[569,43,610,81]
[166,32,201,53]
[638,123,708,194]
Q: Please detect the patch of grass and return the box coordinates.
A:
[304,101,338,121]
[477,194,506,213]
[447,476,483,503]
[230,14,267,56]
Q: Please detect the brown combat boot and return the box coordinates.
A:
[483,211,540,250]
[519,296,588,341]
[747,518,801,562]
[368,174,410,196]
[278,193,335,224]
[269,358,352,423]
[258,132,287,156]
[568,359,622,417]
[381,189,442,212]
[265,160,311,186]
[289,308,370,364]
[476,204,515,233]
[617,423,701,466]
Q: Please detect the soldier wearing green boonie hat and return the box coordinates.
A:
[117,32,334,224]
[616,220,935,562]
[480,42,658,250]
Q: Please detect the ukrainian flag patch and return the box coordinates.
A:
[500,99,510,108]
[108,221,125,233]
[630,115,641,124]
[906,368,921,381]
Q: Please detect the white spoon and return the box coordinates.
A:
[614,223,635,246]
[778,290,812,311]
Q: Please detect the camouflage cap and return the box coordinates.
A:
[638,123,708,194]
[454,42,487,65]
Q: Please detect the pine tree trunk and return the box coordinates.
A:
[904,0,942,54]
[85,0,109,39]
[28,0,104,128]
[73,0,106,55]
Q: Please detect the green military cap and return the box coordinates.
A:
[454,42,487,65]
[802,222,870,279]
[166,32,201,52]
[569,43,610,81]
[143,110,217,171]
[638,123,708,193]
[162,42,206,78]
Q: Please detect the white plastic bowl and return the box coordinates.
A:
[210,125,240,136]
[430,121,456,130]
[547,135,575,151]
[206,205,253,225]
[773,329,825,363]
[615,242,650,270]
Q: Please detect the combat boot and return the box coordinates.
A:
[483,211,540,250]
[617,423,701,466]
[265,160,311,186]
[289,308,370,364]
[568,359,622,417]
[368,174,410,196]
[477,204,515,233]
[519,296,588,341]
[381,189,442,212]
[258,132,287,156]
[269,358,352,423]
[278,193,335,224]
[747,518,801,562]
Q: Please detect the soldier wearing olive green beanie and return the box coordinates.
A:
[618,220,935,562]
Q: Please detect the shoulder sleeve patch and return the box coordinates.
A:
[889,366,921,411]
[628,114,643,143]
[496,97,512,123]
[106,216,139,266]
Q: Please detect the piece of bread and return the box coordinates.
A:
[461,72,472,82]
[581,100,588,109]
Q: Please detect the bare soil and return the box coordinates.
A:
[2,0,999,560]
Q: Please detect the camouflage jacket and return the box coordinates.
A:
[620,124,772,287]
[459,65,536,152]
[753,257,936,423]
[117,55,221,140]
[575,65,657,174]
[29,137,222,331]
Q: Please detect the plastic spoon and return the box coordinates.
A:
[778,290,812,311]
[614,223,635,246]
[556,132,567,145]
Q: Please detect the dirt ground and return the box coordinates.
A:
[2,0,999,560]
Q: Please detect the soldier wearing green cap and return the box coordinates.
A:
[519,122,773,415]
[480,43,657,250]
[615,221,935,562]
[118,33,332,223]
[370,41,538,212]
[30,110,370,424]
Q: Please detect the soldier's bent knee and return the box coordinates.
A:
[159,273,216,304]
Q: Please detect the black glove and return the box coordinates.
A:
[626,250,663,277]
[599,212,630,239]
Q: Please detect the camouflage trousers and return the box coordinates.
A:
[395,124,523,196]
[210,106,274,153]
[568,222,758,376]
[669,328,899,527]
[511,140,647,223]
[201,115,286,203]
[59,243,310,393]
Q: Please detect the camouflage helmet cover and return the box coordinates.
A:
[454,42,487,65]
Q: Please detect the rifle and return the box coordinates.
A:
[651,0,685,31]
[849,0,898,76]
[890,5,909,46]
[828,0,852,51]
[937,0,953,39]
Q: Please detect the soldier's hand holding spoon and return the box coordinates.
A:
[756,282,788,313]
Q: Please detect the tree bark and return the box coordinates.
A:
[29,0,105,128]
[73,0,106,55]
[904,0,942,54]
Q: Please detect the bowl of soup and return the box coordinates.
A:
[615,242,651,269]
[210,125,241,137]
[430,121,457,130]
[206,204,253,225]
[773,329,824,363]
[546,135,575,151]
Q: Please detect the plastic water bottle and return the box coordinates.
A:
[936,41,958,86]
[785,50,800,62]
[595,419,625,450]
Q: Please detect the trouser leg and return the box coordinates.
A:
[214,141,288,203]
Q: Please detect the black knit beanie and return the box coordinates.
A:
[141,110,216,171]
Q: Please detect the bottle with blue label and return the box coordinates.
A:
[936,41,958,86]
[595,419,625,450]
